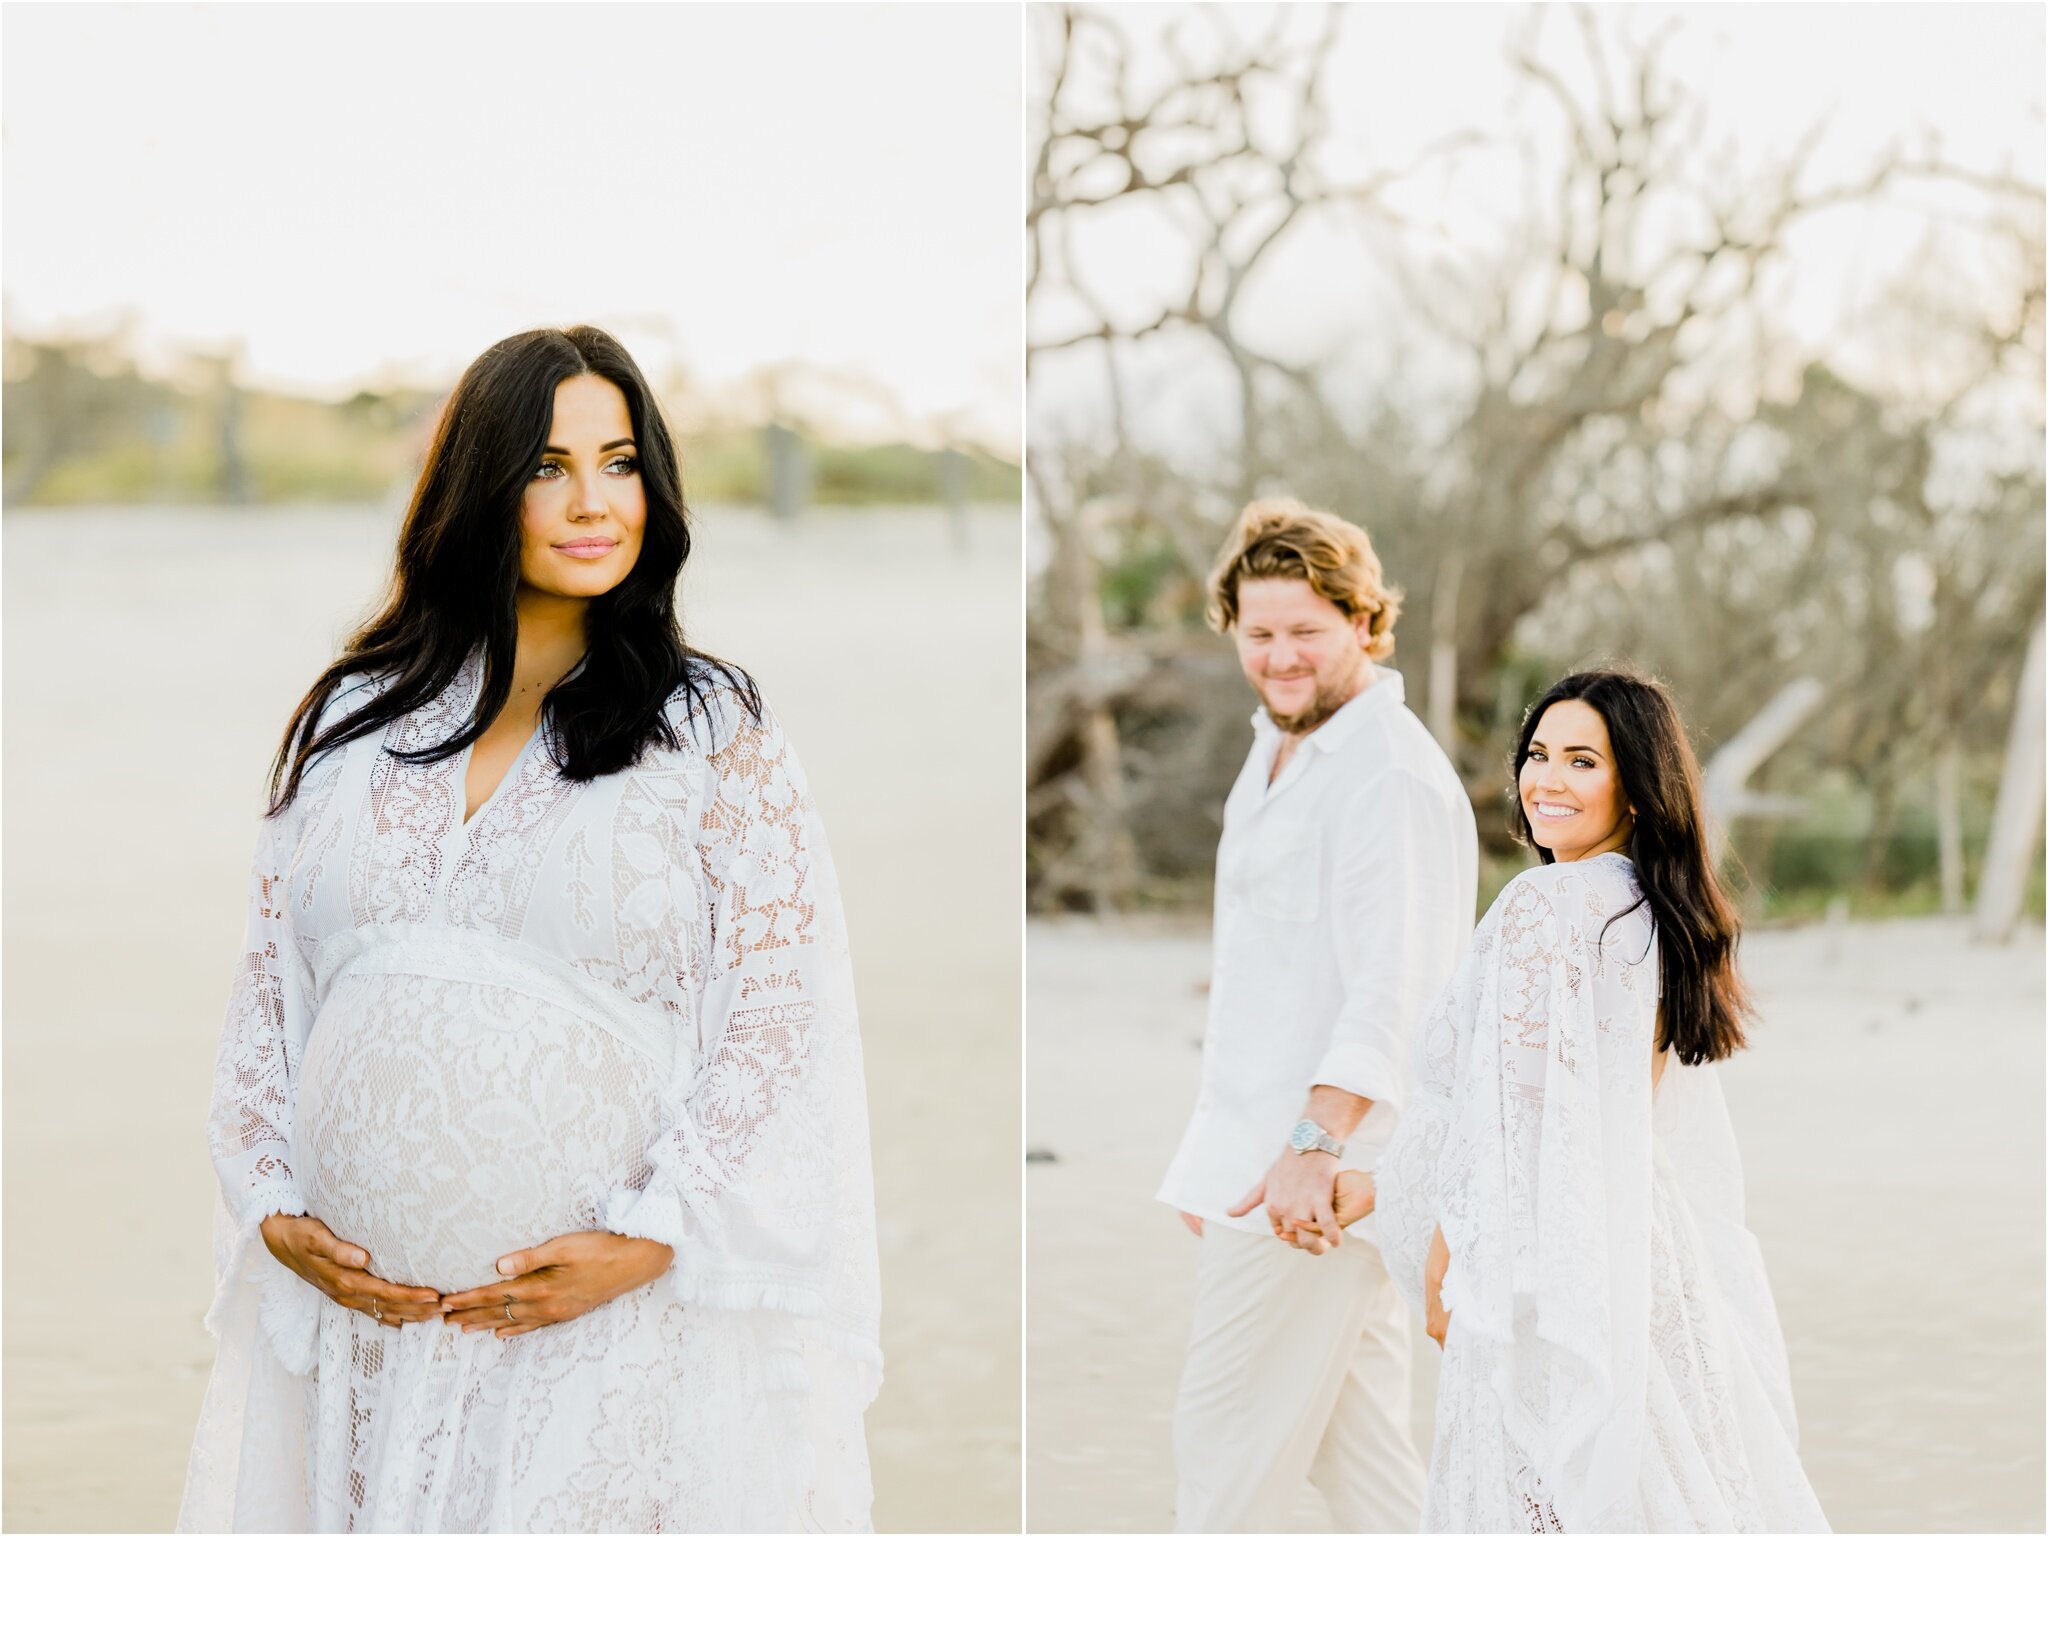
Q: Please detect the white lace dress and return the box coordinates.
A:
[1372,852,1827,1532]
[178,657,881,1532]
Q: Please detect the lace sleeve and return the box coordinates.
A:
[1435,864,1659,1529]
[1489,880,1574,1310]
[208,793,323,1230]
[1366,991,1457,1307]
[1436,876,1605,1343]
[604,704,844,1292]
[207,810,303,1220]
[206,687,362,1233]
[1368,877,1523,1311]
[688,710,819,1182]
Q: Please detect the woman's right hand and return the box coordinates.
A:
[260,1213,442,1328]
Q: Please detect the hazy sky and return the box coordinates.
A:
[3,2,1022,454]
[1028,2,2045,443]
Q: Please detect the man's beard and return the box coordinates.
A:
[1262,659,1364,735]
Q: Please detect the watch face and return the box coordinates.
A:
[1289,1120,1321,1153]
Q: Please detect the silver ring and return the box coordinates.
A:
[372,1296,381,1321]
[504,1298,513,1321]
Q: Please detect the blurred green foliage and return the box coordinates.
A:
[682,428,1021,507]
[3,335,1020,509]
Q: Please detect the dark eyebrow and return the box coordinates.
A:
[541,438,638,455]
[1529,740,1603,756]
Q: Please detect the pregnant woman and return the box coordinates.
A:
[1334,670,1826,1531]
[179,326,880,1533]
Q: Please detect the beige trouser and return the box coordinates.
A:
[1173,1224,1426,1532]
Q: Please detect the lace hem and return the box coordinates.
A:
[236,1182,309,1234]
[186,1249,876,1531]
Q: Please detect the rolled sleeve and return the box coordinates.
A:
[1308,1040,1397,1106]
[1315,768,1466,1120]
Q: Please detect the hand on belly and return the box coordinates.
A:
[261,1212,445,1329]
[438,1230,676,1337]
[295,972,668,1295]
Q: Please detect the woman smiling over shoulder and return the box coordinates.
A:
[1335,668,1827,1531]
[178,325,881,1533]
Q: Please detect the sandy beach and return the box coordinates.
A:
[3,501,1021,1533]
[1026,912,2045,1532]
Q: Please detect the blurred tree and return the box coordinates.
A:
[1027,1,2044,915]
[3,332,174,506]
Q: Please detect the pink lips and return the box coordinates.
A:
[552,536,617,559]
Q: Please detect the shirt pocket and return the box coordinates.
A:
[1244,818,1322,922]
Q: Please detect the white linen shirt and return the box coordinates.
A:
[1158,666,1477,1235]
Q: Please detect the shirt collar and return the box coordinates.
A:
[1249,665,1405,754]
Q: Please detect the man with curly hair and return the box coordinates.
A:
[1157,497,1477,1532]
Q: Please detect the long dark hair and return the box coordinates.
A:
[1508,668,1752,1064]
[268,325,756,812]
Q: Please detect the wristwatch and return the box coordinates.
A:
[1288,1118,1344,1158]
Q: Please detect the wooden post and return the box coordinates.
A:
[217,355,250,505]
[1935,741,1966,915]
[939,447,970,552]
[763,422,809,520]
[1427,546,1463,752]
[1973,616,2045,943]
[1701,677,1826,864]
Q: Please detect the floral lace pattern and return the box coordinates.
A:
[294,966,663,1292]
[575,766,698,1012]
[1372,852,1827,1532]
[307,1285,795,1532]
[348,670,468,930]
[208,847,305,1225]
[445,730,580,940]
[183,666,880,1534]
[207,711,360,1229]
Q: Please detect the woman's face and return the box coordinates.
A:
[517,373,647,605]
[1519,698,1635,862]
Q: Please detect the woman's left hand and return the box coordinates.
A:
[1331,1170,1375,1229]
[440,1232,675,1338]
[1424,1225,1452,1349]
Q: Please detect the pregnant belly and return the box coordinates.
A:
[296,970,665,1293]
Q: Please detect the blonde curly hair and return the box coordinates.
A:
[1205,497,1402,660]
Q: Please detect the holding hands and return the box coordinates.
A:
[1229,1147,1345,1252]
[1215,1154,1453,1348]
[262,1216,672,1337]
[1225,1090,1375,1254]
[1229,1161,1377,1251]
[1202,1089,1453,1346]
